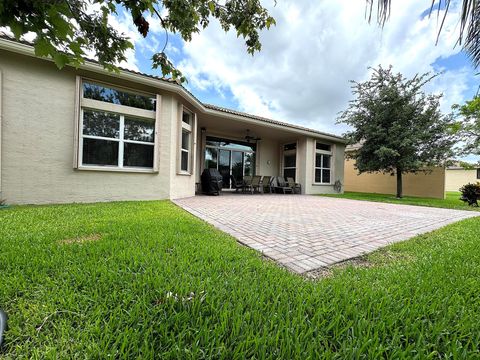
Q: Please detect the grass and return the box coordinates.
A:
[1,201,479,358]
[320,191,480,211]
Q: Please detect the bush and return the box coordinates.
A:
[459,183,480,206]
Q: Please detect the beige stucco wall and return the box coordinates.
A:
[169,98,199,199]
[0,50,175,204]
[344,159,446,199]
[301,138,345,195]
[257,139,280,176]
[445,169,479,192]
[0,47,346,204]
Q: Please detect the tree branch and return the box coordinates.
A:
[152,6,169,53]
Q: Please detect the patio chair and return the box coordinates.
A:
[274,176,294,194]
[230,175,244,192]
[246,175,262,194]
[261,175,273,193]
[242,175,252,193]
[287,177,301,194]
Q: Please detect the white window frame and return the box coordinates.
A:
[313,141,333,185]
[74,77,161,173]
[178,105,196,175]
[282,142,298,180]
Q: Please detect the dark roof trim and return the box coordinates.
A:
[0,35,345,143]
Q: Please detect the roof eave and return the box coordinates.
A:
[203,107,346,143]
[0,37,346,143]
[0,37,205,108]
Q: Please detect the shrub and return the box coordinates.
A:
[459,183,480,206]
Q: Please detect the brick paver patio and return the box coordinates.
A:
[174,194,479,274]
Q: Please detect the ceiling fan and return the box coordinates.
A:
[244,129,262,143]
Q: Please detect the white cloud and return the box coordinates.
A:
[176,0,475,135]
[5,1,474,139]
[107,10,140,71]
[427,67,472,113]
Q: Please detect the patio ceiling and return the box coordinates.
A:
[198,112,334,143]
[198,113,299,142]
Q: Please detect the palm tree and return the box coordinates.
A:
[367,0,480,68]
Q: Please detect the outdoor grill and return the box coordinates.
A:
[201,168,223,195]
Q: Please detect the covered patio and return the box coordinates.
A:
[193,105,346,196]
[174,194,479,274]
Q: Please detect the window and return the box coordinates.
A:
[283,142,297,181]
[316,142,331,152]
[179,109,194,174]
[83,81,156,110]
[205,147,218,169]
[181,129,190,171]
[477,168,480,179]
[314,141,332,184]
[78,79,157,171]
[182,112,191,125]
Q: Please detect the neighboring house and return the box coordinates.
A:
[445,165,480,192]
[344,159,446,199]
[0,37,346,205]
[343,146,446,199]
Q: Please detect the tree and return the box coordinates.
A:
[367,0,480,68]
[338,65,455,198]
[452,96,480,156]
[0,0,275,82]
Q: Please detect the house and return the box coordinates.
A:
[445,164,480,192]
[0,37,346,205]
[343,146,446,199]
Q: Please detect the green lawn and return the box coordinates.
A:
[1,201,479,358]
[321,191,480,211]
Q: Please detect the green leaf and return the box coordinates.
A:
[53,53,70,69]
[48,10,73,39]
[68,42,83,56]
[9,22,24,39]
[34,38,55,57]
[208,1,215,13]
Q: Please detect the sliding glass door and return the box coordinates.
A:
[231,151,244,183]
[244,152,254,178]
[218,149,232,188]
[204,136,256,189]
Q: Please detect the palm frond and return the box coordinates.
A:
[464,1,480,67]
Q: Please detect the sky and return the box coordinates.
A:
[7,0,478,162]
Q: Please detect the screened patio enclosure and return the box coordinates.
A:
[204,136,256,188]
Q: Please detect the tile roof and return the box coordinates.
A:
[204,104,344,140]
[0,34,345,141]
